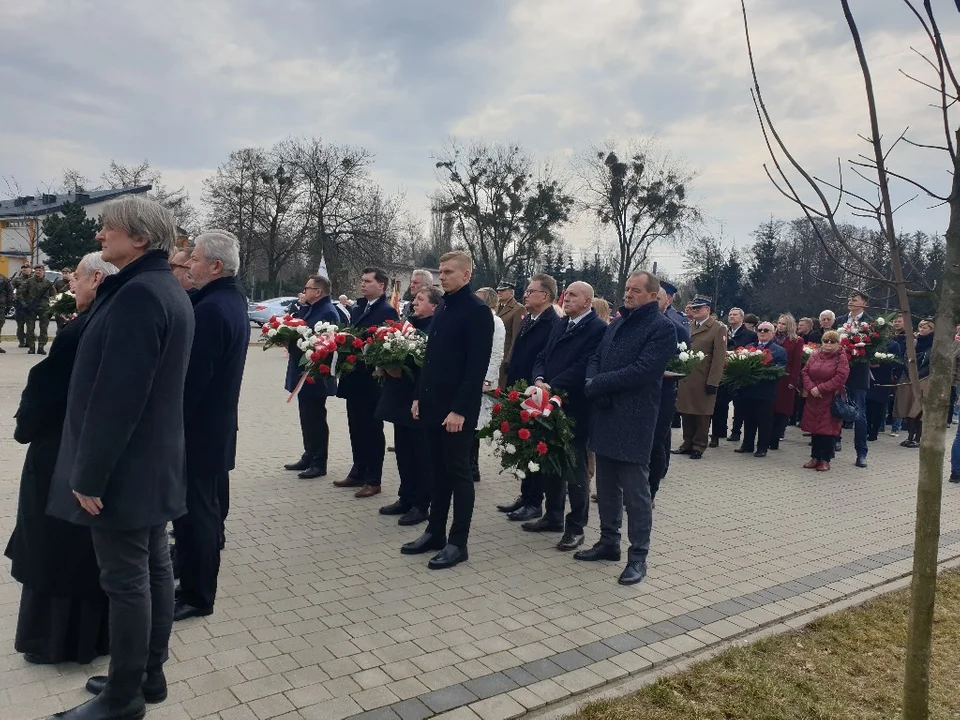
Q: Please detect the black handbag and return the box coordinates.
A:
[831,389,858,422]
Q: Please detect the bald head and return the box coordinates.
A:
[562,281,595,318]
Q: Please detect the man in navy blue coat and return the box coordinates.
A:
[529,281,608,550]
[734,320,788,458]
[334,268,399,498]
[402,251,492,569]
[497,273,564,521]
[168,231,250,622]
[835,290,873,467]
[283,275,342,479]
[575,271,677,586]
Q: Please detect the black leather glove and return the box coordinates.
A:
[706,385,718,395]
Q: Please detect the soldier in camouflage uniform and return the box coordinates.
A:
[21,265,55,355]
[0,272,12,353]
[10,263,33,347]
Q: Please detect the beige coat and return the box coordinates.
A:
[676,318,728,416]
[497,297,525,385]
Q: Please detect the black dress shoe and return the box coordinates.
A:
[670,447,692,455]
[50,694,147,720]
[379,500,410,516]
[688,451,703,460]
[27,348,35,355]
[398,507,428,526]
[708,438,720,448]
[753,450,767,458]
[507,505,542,522]
[24,652,56,664]
[574,543,621,562]
[496,496,524,513]
[283,459,310,471]
[173,601,213,622]
[427,544,468,569]
[401,531,446,555]
[37,347,46,355]
[618,561,647,585]
[85,671,167,704]
[297,466,326,479]
[734,447,754,454]
[726,434,741,442]
[556,533,585,551]
[521,517,564,532]
[950,472,960,483]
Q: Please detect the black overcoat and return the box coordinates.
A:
[418,284,493,431]
[336,295,399,401]
[727,324,757,349]
[736,341,788,401]
[584,301,677,464]
[5,315,102,597]
[375,315,432,427]
[505,310,564,388]
[47,250,195,530]
[530,310,607,434]
[836,312,873,390]
[285,295,341,399]
[184,276,250,476]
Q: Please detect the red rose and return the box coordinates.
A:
[310,350,327,363]
[318,364,331,375]
[366,337,374,345]
[518,428,531,441]
[305,376,316,384]
[536,441,548,455]
[493,388,501,398]
[261,325,269,334]
[352,338,364,349]
[500,421,510,434]
[520,410,531,422]
[492,403,502,415]
[508,390,520,401]
[347,354,357,364]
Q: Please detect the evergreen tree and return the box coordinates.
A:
[39,202,101,268]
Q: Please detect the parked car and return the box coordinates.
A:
[248,296,298,326]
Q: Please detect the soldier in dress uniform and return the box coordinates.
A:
[673,296,726,459]
[495,281,524,388]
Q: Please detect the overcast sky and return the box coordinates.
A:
[1,0,956,275]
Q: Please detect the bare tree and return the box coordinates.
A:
[576,141,700,298]
[434,140,574,286]
[102,159,198,232]
[743,1,960,717]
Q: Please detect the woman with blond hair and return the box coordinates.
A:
[895,318,934,448]
[770,313,804,449]
[592,297,612,323]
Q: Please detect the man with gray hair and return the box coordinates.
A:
[404,269,434,318]
[47,194,194,719]
[170,230,250,622]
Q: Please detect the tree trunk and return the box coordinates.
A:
[902,149,960,720]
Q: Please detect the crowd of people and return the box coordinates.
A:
[0,262,74,355]
[0,191,951,720]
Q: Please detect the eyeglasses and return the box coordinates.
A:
[523,289,547,296]
[169,263,189,271]
[302,286,321,292]
[758,328,774,333]
[823,339,839,344]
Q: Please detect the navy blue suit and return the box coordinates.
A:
[505,310,565,388]
[737,341,787,453]
[286,295,341,472]
[337,295,399,487]
[175,275,249,610]
[530,310,607,533]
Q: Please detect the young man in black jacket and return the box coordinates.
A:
[836,290,872,467]
[402,251,492,569]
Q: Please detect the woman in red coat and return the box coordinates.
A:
[800,330,850,471]
[770,314,804,449]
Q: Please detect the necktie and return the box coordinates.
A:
[566,319,576,333]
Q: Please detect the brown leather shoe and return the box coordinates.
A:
[816,462,830,472]
[355,485,382,498]
[803,459,819,469]
[334,477,363,488]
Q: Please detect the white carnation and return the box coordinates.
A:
[528,461,540,472]
[515,469,526,479]
[876,317,886,326]
[677,342,688,351]
[694,351,705,360]
[383,341,392,350]
[267,328,278,337]
[296,325,311,335]
[505,443,517,455]
[678,351,690,362]
[493,430,503,440]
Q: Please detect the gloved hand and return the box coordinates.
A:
[706,385,718,395]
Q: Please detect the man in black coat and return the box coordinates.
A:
[734,321,788,457]
[46,196,194,720]
[334,267,400,498]
[713,307,757,444]
[835,290,872,467]
[283,275,342,479]
[169,231,250,622]
[401,251,493,569]
[528,281,607,550]
[575,271,677,586]
[496,273,564,521]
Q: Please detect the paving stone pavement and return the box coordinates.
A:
[0,346,959,720]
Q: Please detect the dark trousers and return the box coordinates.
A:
[649,381,678,499]
[469,438,481,483]
[680,414,710,453]
[711,385,734,439]
[847,387,868,458]
[394,425,431,511]
[90,525,173,700]
[520,469,545,508]
[740,397,775,451]
[769,413,789,449]
[298,394,329,469]
[543,432,589,533]
[172,472,225,610]
[425,427,475,548]
[595,455,652,563]
[218,472,229,538]
[15,311,26,345]
[866,398,886,440]
[811,434,836,461]
[731,399,744,436]
[346,393,385,485]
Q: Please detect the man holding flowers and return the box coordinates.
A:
[576,271,677,585]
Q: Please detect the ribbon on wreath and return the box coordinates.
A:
[521,385,562,418]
